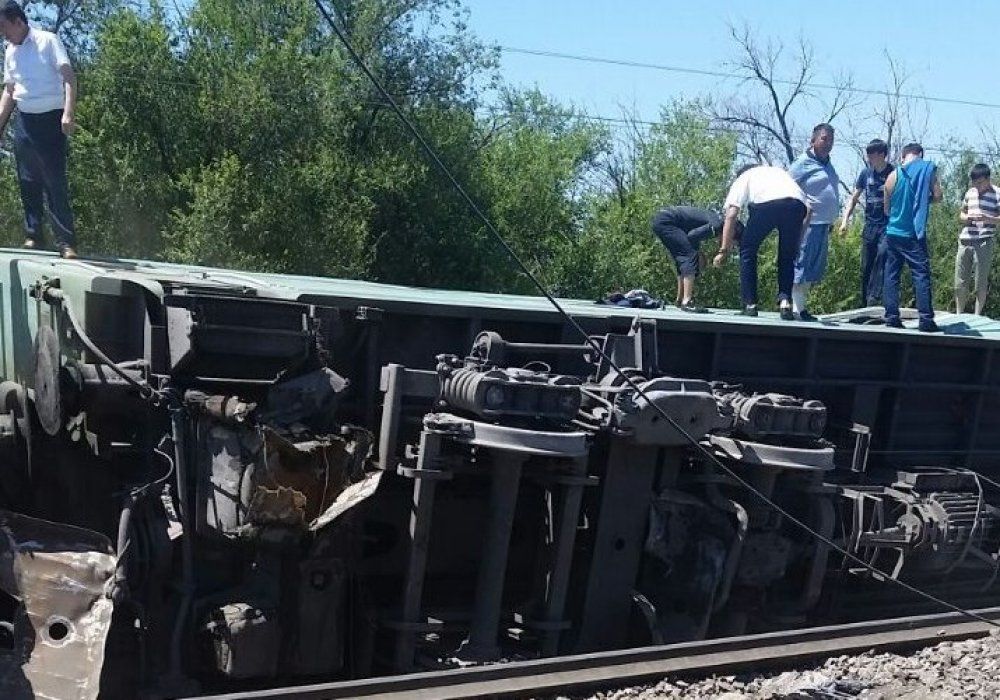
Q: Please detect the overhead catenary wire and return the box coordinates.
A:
[477,103,1000,162]
[312,0,1000,632]
[85,72,1000,162]
[500,46,1000,112]
[90,5,1000,162]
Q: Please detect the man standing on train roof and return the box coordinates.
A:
[840,139,892,306]
[882,142,941,332]
[714,164,810,319]
[0,1,77,259]
[955,163,1000,315]
[651,206,741,313]
[787,123,840,321]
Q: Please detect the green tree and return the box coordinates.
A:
[548,102,736,302]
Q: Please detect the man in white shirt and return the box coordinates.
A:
[713,165,811,318]
[0,1,77,258]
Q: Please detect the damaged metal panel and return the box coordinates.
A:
[197,421,375,536]
[0,511,115,700]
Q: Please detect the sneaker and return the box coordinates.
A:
[798,310,818,322]
[740,305,758,317]
[680,300,708,313]
[918,320,940,333]
[780,306,794,321]
[59,246,78,260]
[884,318,904,329]
[22,238,36,249]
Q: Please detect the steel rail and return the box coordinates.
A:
[188,607,1000,700]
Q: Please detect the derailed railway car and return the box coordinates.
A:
[1,250,1000,698]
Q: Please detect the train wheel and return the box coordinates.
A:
[33,325,63,437]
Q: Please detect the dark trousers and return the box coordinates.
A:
[652,214,714,277]
[883,234,934,324]
[860,220,887,305]
[739,198,805,305]
[13,109,75,249]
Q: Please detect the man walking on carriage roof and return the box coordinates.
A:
[0,0,78,259]
[788,123,840,321]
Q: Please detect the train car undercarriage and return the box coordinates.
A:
[0,252,999,698]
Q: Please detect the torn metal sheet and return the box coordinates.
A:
[310,471,382,531]
[0,510,116,700]
[259,368,349,430]
[246,485,308,528]
[201,420,378,537]
[261,428,352,523]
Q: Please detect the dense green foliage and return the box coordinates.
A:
[2,1,995,315]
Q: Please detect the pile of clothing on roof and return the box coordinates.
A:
[596,289,663,309]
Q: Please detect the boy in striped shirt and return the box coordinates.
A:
[956,163,1000,314]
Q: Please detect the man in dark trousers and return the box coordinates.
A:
[882,143,941,332]
[0,1,77,259]
[651,206,739,312]
[840,139,892,306]
[714,165,810,319]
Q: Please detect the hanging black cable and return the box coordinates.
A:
[312,0,1000,631]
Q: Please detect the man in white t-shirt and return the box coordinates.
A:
[0,1,77,258]
[713,165,811,318]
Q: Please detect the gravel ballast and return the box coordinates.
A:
[573,630,1000,699]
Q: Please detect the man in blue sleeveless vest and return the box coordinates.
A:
[882,143,941,332]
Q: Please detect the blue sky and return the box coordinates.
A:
[464,0,998,177]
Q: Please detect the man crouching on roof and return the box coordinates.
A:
[651,206,742,313]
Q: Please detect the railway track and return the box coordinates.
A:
[189,607,1000,700]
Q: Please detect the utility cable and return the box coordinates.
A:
[500,46,1000,112]
[73,74,1000,161]
[313,0,1000,631]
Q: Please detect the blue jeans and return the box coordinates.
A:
[13,109,76,249]
[740,198,805,305]
[860,221,887,305]
[794,223,831,284]
[883,234,934,324]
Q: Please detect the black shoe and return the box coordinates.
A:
[884,318,904,329]
[798,310,818,322]
[740,305,758,317]
[918,320,940,333]
[780,306,794,321]
[680,300,708,313]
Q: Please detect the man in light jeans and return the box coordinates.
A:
[955,163,1000,315]
[788,123,840,321]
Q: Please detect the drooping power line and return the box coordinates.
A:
[500,46,1000,111]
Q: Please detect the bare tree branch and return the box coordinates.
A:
[867,53,928,160]
[702,22,853,167]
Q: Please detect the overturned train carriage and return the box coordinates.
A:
[1,250,1000,697]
